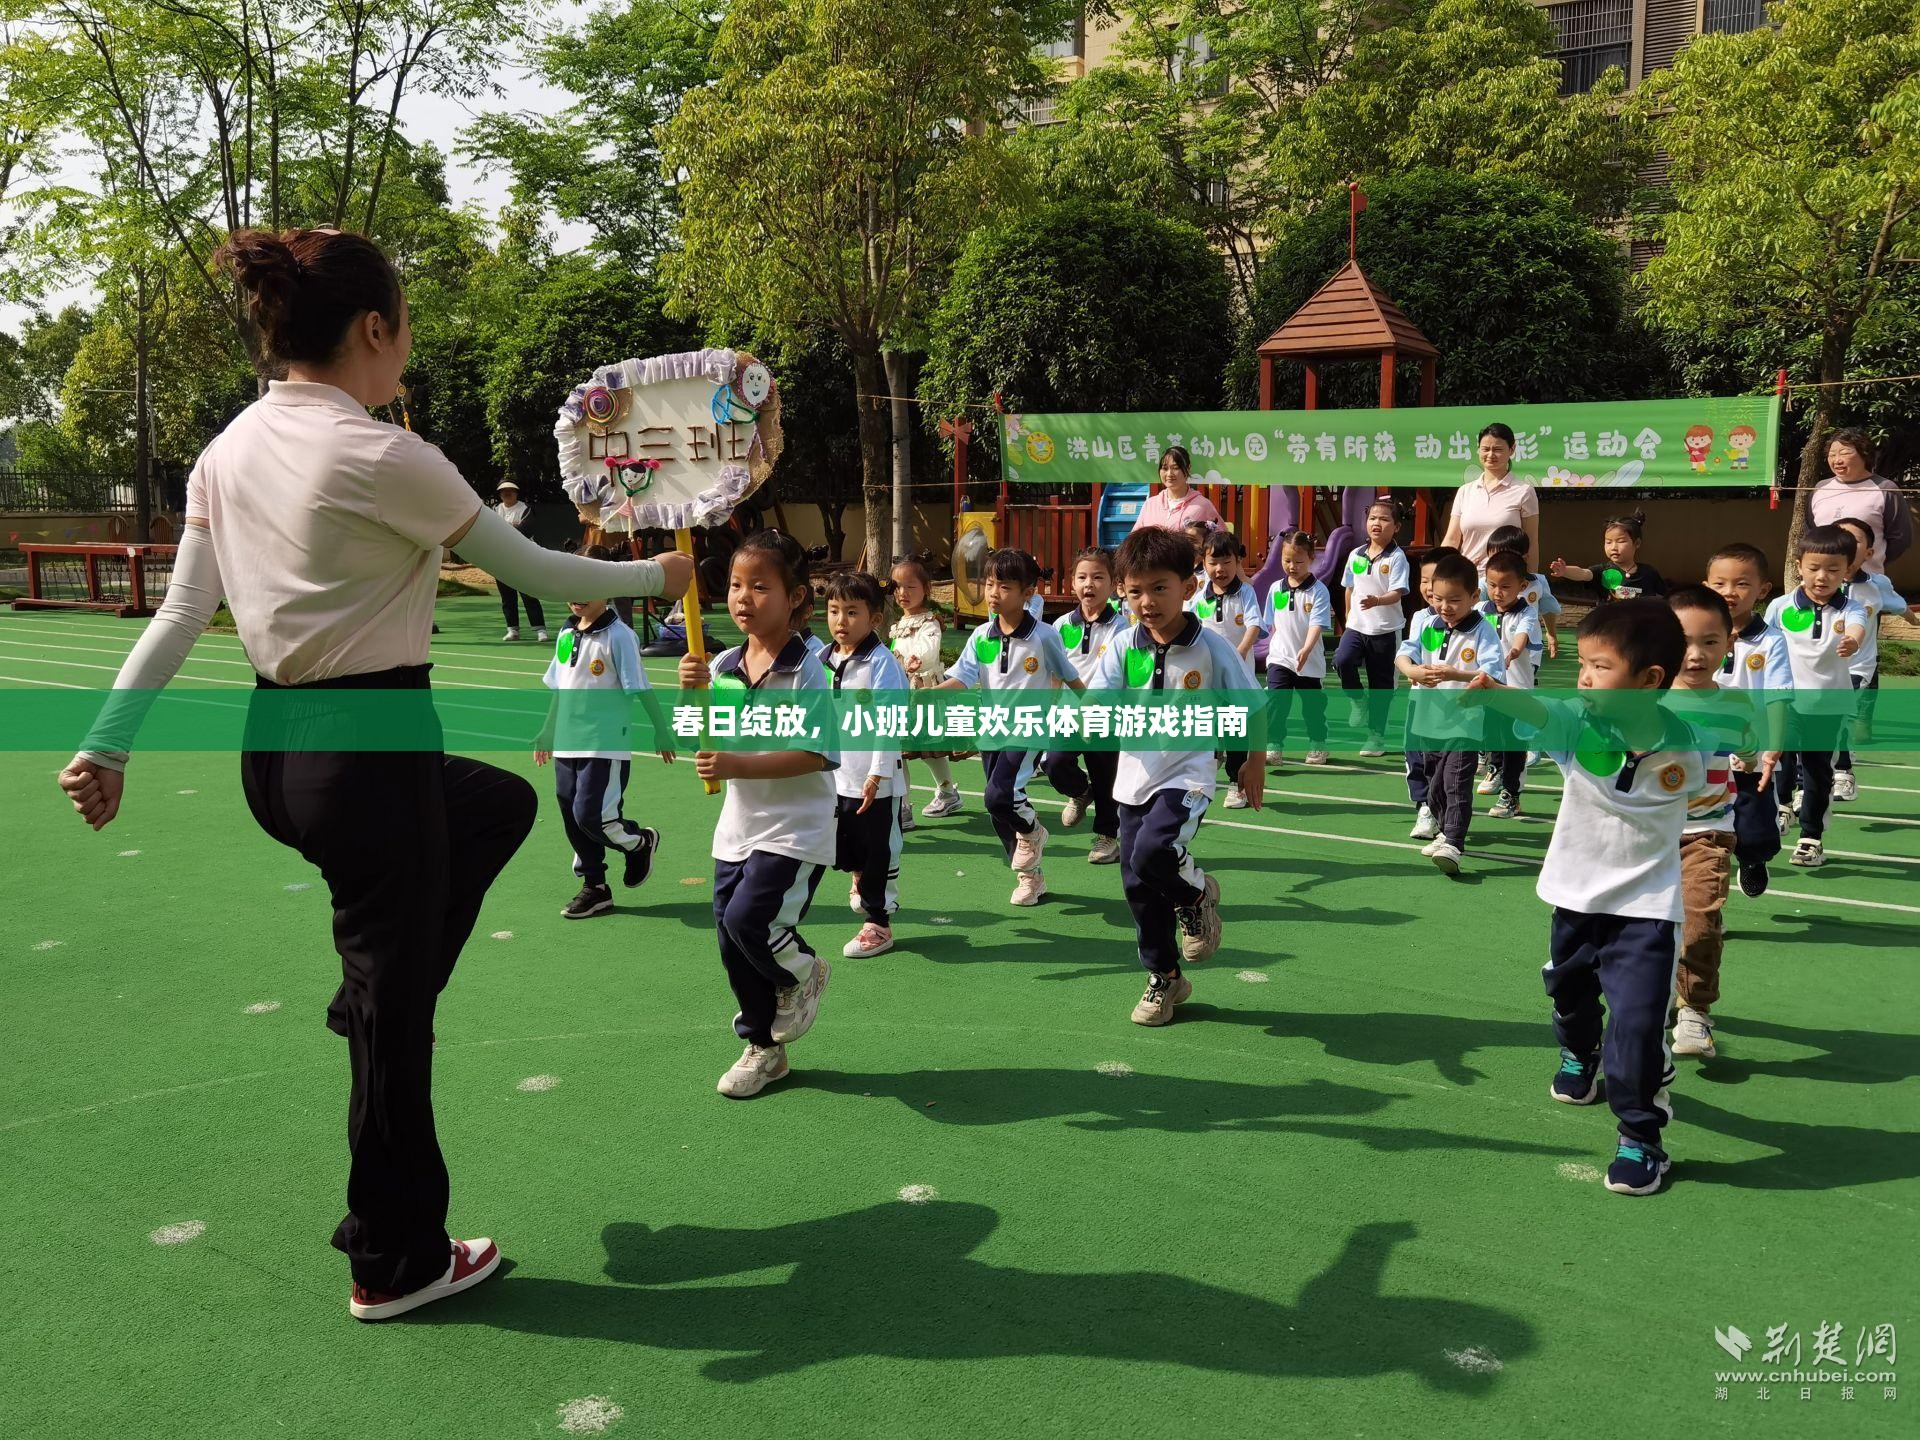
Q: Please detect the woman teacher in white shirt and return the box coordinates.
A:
[1441,422,1539,567]
[57,227,691,1323]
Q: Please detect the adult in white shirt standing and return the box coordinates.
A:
[492,481,549,643]
[56,227,691,1323]
[1441,422,1540,568]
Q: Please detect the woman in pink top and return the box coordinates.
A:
[1802,427,1910,575]
[1132,445,1222,533]
[1441,423,1539,567]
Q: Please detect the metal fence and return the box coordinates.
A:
[0,471,138,513]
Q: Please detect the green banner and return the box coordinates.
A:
[9,684,1914,754]
[1000,396,1781,491]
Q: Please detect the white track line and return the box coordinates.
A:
[0,672,85,688]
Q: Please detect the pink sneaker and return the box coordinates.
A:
[349,1237,501,1321]
[1010,822,1049,872]
[842,922,894,958]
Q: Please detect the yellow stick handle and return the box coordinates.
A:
[677,527,722,796]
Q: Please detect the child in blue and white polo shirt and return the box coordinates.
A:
[1189,529,1267,806]
[1044,545,1129,864]
[1393,551,1505,874]
[1334,497,1410,756]
[1705,542,1791,898]
[1833,516,1918,802]
[1765,525,1869,869]
[1481,548,1543,820]
[1468,599,1717,1196]
[1265,529,1335,767]
[938,548,1082,906]
[1092,526,1263,1029]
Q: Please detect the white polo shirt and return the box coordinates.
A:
[949,613,1078,692]
[1265,577,1335,678]
[1053,602,1128,685]
[541,609,648,760]
[1088,616,1259,805]
[1397,609,1507,742]
[1528,699,1714,921]
[1844,572,1910,679]
[1492,601,1544,690]
[1764,589,1869,713]
[1341,543,1411,635]
[823,633,908,801]
[1718,614,1793,693]
[1186,578,1267,649]
[709,637,839,867]
[185,380,482,684]
[1479,570,1562,619]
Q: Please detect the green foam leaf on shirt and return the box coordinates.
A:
[1195,598,1217,620]
[1419,625,1445,652]
[1780,606,1816,633]
[973,635,1003,666]
[1123,647,1154,688]
[557,630,576,664]
[1601,567,1625,591]
[712,673,748,692]
[1272,588,1291,611]
[1574,728,1626,777]
[1351,556,1370,575]
[1058,621,1084,651]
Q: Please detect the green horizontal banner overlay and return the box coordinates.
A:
[10,686,1913,754]
[1002,396,1781,491]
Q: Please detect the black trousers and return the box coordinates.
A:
[1730,770,1782,866]
[240,672,537,1294]
[1332,628,1398,734]
[499,583,545,631]
[980,749,1040,860]
[554,756,642,884]
[1773,711,1838,840]
[1545,908,1678,1149]
[1042,749,1119,837]
[1118,789,1210,975]
[1494,749,1527,798]
[1422,748,1478,845]
[835,793,902,925]
[1266,665,1327,749]
[1836,673,1876,770]
[713,853,824,1046]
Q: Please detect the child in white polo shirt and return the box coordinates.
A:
[1265,529,1335,767]
[1044,545,1128,864]
[939,548,1083,905]
[533,550,673,920]
[678,531,839,1100]
[1404,546,1459,839]
[1394,551,1506,874]
[1832,516,1918,801]
[1091,526,1264,1027]
[1481,548,1543,820]
[1705,542,1791,898]
[1468,599,1717,1196]
[823,570,910,960]
[1765,525,1869,868]
[1190,530,1267,805]
[1334,497,1410,756]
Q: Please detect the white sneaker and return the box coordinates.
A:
[1010,869,1048,906]
[1359,734,1386,757]
[1347,697,1368,729]
[1175,873,1223,964]
[1011,822,1049,872]
[1488,791,1521,820]
[1419,837,1444,857]
[349,1237,502,1321]
[1776,803,1795,832]
[1060,793,1089,828]
[1087,834,1120,865]
[921,783,964,819]
[848,878,864,914]
[1672,1006,1716,1059]
[1303,750,1330,766]
[717,1042,789,1098]
[898,796,916,832]
[1833,769,1858,802]
[770,957,829,1043]
[501,628,520,642]
[1409,805,1438,841]
[1223,783,1248,809]
[1428,839,1462,875]
[1476,770,1499,795]
[843,922,893,959]
[535,628,551,644]
[1790,838,1825,868]
[1526,751,1544,767]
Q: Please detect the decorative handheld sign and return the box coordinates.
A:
[555,348,784,794]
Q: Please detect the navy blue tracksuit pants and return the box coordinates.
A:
[1730,770,1781,867]
[1544,908,1677,1149]
[1042,749,1119,838]
[1266,665,1327,751]
[981,748,1041,862]
[713,852,824,1047]
[554,756,644,885]
[1333,629,1398,735]
[1772,711,1837,840]
[1118,788,1210,976]
[835,793,902,926]
[1422,749,1477,846]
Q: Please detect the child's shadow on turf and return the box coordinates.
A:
[1189,1007,1543,1088]
[462,1207,1534,1390]
[1678,1095,1920,1192]
[1730,912,1918,952]
[795,1066,1583,1157]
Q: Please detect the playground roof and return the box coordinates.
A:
[1256,259,1439,362]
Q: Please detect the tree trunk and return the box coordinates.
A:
[1783,327,1851,563]
[851,345,892,574]
[133,272,153,546]
[883,349,913,562]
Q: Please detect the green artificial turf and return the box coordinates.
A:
[0,598,1915,1438]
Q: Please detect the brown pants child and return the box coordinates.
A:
[1677,831,1733,1011]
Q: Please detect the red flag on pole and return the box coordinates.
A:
[1349,181,1368,262]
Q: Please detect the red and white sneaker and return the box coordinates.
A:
[349,1237,502,1321]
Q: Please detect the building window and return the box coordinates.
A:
[1545,0,1633,95]
[1189,176,1229,208]
[1174,33,1230,98]
[1037,14,1084,61]
[1013,94,1060,127]
[1702,0,1767,34]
